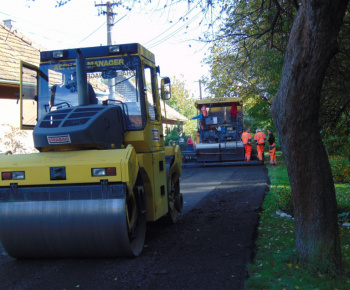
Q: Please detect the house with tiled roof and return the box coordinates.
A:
[0,20,187,138]
[160,99,188,126]
[0,20,41,86]
[0,20,41,127]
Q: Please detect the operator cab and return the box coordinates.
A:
[195,97,243,144]
[19,44,171,152]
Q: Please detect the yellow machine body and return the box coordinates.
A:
[0,43,182,258]
[0,146,137,188]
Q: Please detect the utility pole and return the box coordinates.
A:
[106,2,115,45]
[95,1,118,99]
[95,1,118,45]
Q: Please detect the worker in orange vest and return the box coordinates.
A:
[192,105,208,129]
[201,105,208,117]
[254,128,266,162]
[267,130,277,165]
[241,128,252,162]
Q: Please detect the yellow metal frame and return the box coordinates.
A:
[7,44,183,224]
[19,60,39,130]
[195,97,243,108]
[0,145,138,188]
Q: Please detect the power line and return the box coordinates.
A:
[147,10,202,49]
[143,3,198,47]
[77,13,126,45]
[77,21,106,45]
[0,10,81,47]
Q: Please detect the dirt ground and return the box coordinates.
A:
[0,165,268,290]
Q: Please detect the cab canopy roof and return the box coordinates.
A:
[40,43,155,64]
[194,97,243,109]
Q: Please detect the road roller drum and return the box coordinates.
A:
[0,184,146,258]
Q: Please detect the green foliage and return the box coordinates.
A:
[322,128,350,159]
[246,159,350,289]
[202,0,297,142]
[165,76,198,137]
[267,154,350,218]
[244,96,275,132]
[164,128,180,145]
[164,121,183,145]
[329,155,350,184]
[336,184,350,218]
[166,75,196,118]
[319,11,350,158]
[204,0,297,98]
[265,157,293,215]
[338,212,350,224]
[271,185,294,216]
[203,0,350,158]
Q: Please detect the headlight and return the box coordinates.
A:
[109,46,120,53]
[91,167,116,177]
[53,51,65,58]
[1,171,25,180]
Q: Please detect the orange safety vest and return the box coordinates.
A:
[254,132,266,144]
[201,105,208,117]
[241,132,252,145]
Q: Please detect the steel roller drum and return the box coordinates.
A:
[196,141,244,150]
[0,184,146,258]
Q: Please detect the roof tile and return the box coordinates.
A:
[0,23,40,84]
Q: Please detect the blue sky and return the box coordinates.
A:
[0,0,215,98]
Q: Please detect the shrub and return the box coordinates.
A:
[329,155,350,183]
[272,185,294,216]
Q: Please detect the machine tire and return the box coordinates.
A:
[163,179,182,224]
[125,173,147,257]
[163,157,183,225]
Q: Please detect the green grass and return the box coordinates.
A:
[245,153,350,289]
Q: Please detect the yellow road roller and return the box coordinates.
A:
[0,44,182,258]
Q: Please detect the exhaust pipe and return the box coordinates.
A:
[76,49,88,106]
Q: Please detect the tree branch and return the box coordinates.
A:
[269,0,282,49]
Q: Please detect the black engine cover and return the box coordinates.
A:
[33,105,125,151]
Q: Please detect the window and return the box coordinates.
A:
[38,56,145,130]
[21,65,38,127]
[144,66,158,121]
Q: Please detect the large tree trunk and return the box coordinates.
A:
[271,0,349,272]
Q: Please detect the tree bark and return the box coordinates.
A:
[271,0,349,272]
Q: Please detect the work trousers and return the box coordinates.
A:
[244,144,252,161]
[269,143,277,165]
[256,144,265,161]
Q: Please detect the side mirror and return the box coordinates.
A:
[161,77,171,100]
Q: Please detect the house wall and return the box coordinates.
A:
[0,84,19,100]
[0,99,20,126]
[0,98,35,153]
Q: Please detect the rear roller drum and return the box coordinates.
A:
[165,179,183,224]
[125,184,146,257]
[0,182,147,258]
